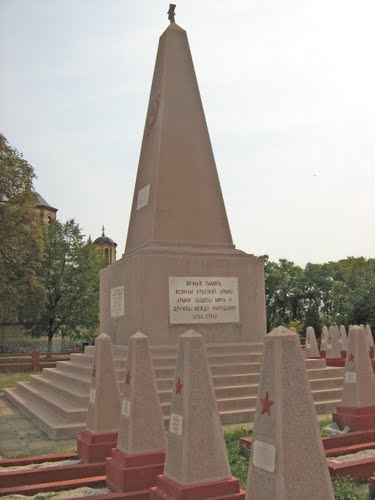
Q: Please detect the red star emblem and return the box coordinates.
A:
[175,377,183,395]
[348,352,355,362]
[125,369,131,384]
[92,365,96,377]
[260,391,274,416]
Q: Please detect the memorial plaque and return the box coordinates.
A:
[169,413,183,436]
[306,343,311,349]
[136,184,150,210]
[121,398,130,417]
[89,388,96,404]
[345,372,357,383]
[252,440,276,472]
[168,277,239,324]
[327,344,332,349]
[110,286,125,317]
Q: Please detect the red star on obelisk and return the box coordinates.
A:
[260,391,274,416]
[92,365,96,377]
[175,377,183,395]
[348,352,355,362]
[125,369,131,384]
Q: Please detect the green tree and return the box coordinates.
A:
[0,134,45,322]
[26,219,105,356]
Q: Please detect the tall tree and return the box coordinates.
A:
[26,220,105,356]
[0,134,45,322]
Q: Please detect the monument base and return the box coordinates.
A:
[333,405,375,431]
[77,429,118,463]
[150,474,245,499]
[106,449,165,492]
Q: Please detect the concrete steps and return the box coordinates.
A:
[5,341,345,439]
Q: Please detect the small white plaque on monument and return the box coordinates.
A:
[169,413,183,436]
[345,372,357,383]
[89,388,96,404]
[168,277,239,324]
[110,286,125,317]
[252,440,276,473]
[306,343,311,349]
[136,184,150,210]
[339,339,343,345]
[327,344,332,349]
[121,398,130,417]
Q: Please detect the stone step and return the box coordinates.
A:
[69,353,93,366]
[42,368,91,393]
[207,343,263,354]
[15,382,87,424]
[56,361,92,377]
[4,388,83,439]
[208,353,262,364]
[157,378,175,391]
[28,375,89,406]
[212,373,260,387]
[215,384,259,399]
[309,378,343,391]
[305,358,327,369]
[307,367,345,380]
[210,363,261,376]
[220,408,256,425]
[312,388,343,403]
[217,396,257,412]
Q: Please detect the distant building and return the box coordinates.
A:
[35,193,58,223]
[93,226,117,265]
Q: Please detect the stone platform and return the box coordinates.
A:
[5,343,345,439]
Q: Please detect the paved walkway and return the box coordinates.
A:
[0,396,76,460]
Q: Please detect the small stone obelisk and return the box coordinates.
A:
[339,325,348,354]
[305,327,320,358]
[326,325,343,361]
[77,333,121,462]
[366,324,374,349]
[246,327,334,500]
[320,325,328,357]
[106,332,166,493]
[151,330,244,499]
[333,325,375,431]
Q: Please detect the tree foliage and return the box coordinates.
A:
[262,255,375,337]
[26,220,105,356]
[0,134,45,321]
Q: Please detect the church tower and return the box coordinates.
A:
[93,226,117,265]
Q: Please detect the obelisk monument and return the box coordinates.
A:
[100,7,266,345]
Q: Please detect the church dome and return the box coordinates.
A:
[93,235,116,245]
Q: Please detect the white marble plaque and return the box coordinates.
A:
[169,413,183,436]
[89,388,96,404]
[110,286,125,317]
[137,184,150,210]
[168,277,239,324]
[306,343,311,349]
[339,339,343,345]
[121,399,130,417]
[345,372,357,383]
[252,440,276,472]
[327,344,332,349]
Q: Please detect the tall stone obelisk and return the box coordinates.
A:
[100,8,266,345]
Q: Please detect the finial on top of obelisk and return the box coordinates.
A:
[168,4,176,23]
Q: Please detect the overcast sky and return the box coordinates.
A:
[1,0,374,266]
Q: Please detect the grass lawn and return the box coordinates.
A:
[0,370,39,397]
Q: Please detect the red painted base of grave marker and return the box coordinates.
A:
[150,474,245,499]
[77,429,118,463]
[106,448,165,493]
[325,358,345,367]
[319,350,326,358]
[333,405,375,432]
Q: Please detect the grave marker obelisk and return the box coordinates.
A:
[100,8,266,346]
